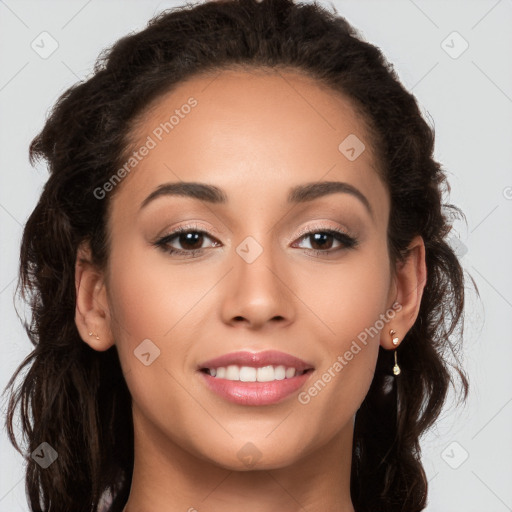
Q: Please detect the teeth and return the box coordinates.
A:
[206,365,305,381]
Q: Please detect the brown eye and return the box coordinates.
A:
[175,231,205,251]
[306,232,336,251]
[154,227,220,257]
[293,228,357,255]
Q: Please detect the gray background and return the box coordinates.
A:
[1,0,511,510]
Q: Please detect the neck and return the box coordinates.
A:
[121,407,356,512]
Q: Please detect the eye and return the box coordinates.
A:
[292,226,357,256]
[154,225,220,258]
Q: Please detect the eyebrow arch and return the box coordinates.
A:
[139,180,373,217]
[288,181,373,217]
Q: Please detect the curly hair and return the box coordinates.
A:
[3,0,469,510]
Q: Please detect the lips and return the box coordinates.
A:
[199,370,313,406]
[197,350,315,373]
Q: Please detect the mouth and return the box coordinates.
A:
[196,350,315,405]
[197,366,314,406]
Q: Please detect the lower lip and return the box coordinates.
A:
[198,370,313,406]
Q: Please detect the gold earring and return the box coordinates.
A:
[88,332,100,340]
[389,329,400,375]
[393,350,401,375]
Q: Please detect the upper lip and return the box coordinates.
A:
[198,350,314,372]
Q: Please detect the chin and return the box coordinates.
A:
[201,441,302,472]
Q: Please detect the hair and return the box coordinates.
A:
[3,0,470,510]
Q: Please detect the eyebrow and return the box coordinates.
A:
[140,180,373,217]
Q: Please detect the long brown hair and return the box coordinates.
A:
[3,0,469,510]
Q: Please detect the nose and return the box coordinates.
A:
[220,237,296,331]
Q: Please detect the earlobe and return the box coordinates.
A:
[382,235,427,349]
[74,241,115,351]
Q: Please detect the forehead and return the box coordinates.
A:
[110,68,388,221]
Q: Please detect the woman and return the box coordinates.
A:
[3,0,469,510]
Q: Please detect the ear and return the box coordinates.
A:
[381,235,427,349]
[75,241,115,351]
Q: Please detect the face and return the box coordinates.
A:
[100,68,395,470]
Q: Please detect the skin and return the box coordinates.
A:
[75,68,426,512]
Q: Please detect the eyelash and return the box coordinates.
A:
[153,223,358,259]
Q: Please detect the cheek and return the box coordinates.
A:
[297,248,391,338]
[106,246,212,342]
[294,247,391,403]
[105,249,207,420]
